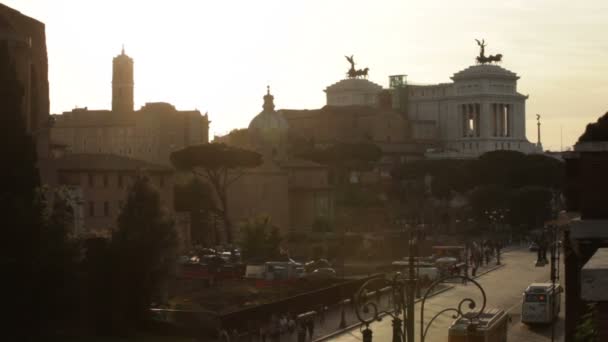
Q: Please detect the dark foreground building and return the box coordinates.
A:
[563,112,608,340]
[0,3,50,158]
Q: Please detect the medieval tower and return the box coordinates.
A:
[111,46,134,113]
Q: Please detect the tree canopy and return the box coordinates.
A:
[578,111,608,142]
[297,142,382,184]
[174,178,215,245]
[391,150,565,230]
[298,142,382,166]
[239,216,283,262]
[170,143,262,243]
[110,175,177,332]
[171,143,262,171]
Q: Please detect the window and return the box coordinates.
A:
[103,201,110,217]
[88,201,94,217]
[88,173,94,187]
[103,174,108,187]
[525,294,546,303]
[118,174,124,188]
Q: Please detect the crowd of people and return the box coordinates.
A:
[257,313,299,342]
[220,308,327,342]
[468,240,503,276]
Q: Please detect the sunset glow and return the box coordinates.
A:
[6,0,608,149]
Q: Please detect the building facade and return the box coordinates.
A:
[563,112,608,340]
[323,56,539,159]
[0,4,51,158]
[222,89,333,236]
[41,153,190,248]
[50,49,209,166]
[402,64,539,158]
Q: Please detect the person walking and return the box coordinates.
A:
[259,324,267,342]
[287,315,296,335]
[319,305,326,325]
[269,314,280,342]
[306,319,315,340]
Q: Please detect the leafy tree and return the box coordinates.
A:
[170,143,262,243]
[508,186,554,228]
[297,142,382,185]
[575,302,598,341]
[578,111,608,142]
[219,128,252,148]
[391,159,473,199]
[1,43,75,337]
[468,185,510,221]
[474,150,527,188]
[473,150,564,190]
[240,216,282,262]
[174,177,215,245]
[110,175,177,332]
[312,216,333,233]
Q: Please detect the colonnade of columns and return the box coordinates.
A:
[461,103,512,138]
[492,103,511,137]
[461,103,480,137]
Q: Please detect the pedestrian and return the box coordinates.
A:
[306,319,315,340]
[259,324,267,342]
[279,315,287,334]
[269,314,280,342]
[288,315,296,334]
[319,305,326,325]
[297,321,306,342]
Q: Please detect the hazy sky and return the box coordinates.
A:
[6,0,608,150]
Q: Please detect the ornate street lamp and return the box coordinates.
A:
[534,224,560,342]
[353,229,487,342]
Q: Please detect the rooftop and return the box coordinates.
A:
[577,111,608,144]
[452,64,518,81]
[46,153,171,172]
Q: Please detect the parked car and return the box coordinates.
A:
[528,242,539,251]
[306,267,337,279]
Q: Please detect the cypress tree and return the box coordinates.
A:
[110,175,176,332]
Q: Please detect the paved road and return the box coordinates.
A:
[327,249,564,342]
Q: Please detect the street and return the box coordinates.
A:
[326,248,564,342]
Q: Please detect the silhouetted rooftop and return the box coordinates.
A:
[578,112,608,143]
[48,154,171,172]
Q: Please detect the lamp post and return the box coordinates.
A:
[535,224,560,342]
[339,224,347,329]
[353,225,487,342]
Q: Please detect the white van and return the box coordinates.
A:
[521,283,562,324]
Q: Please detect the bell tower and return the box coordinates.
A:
[112,46,134,113]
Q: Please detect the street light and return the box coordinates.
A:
[354,228,487,342]
[535,224,560,342]
[339,224,347,329]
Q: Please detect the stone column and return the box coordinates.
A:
[492,103,497,137]
[475,103,481,137]
[481,102,491,138]
[461,104,467,138]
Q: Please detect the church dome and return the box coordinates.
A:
[248,87,288,151]
[324,78,383,93]
[451,64,518,81]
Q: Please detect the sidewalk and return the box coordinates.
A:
[228,249,513,342]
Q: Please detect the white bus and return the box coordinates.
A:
[521,283,562,324]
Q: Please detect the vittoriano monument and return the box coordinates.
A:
[345,55,369,79]
[475,39,503,64]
